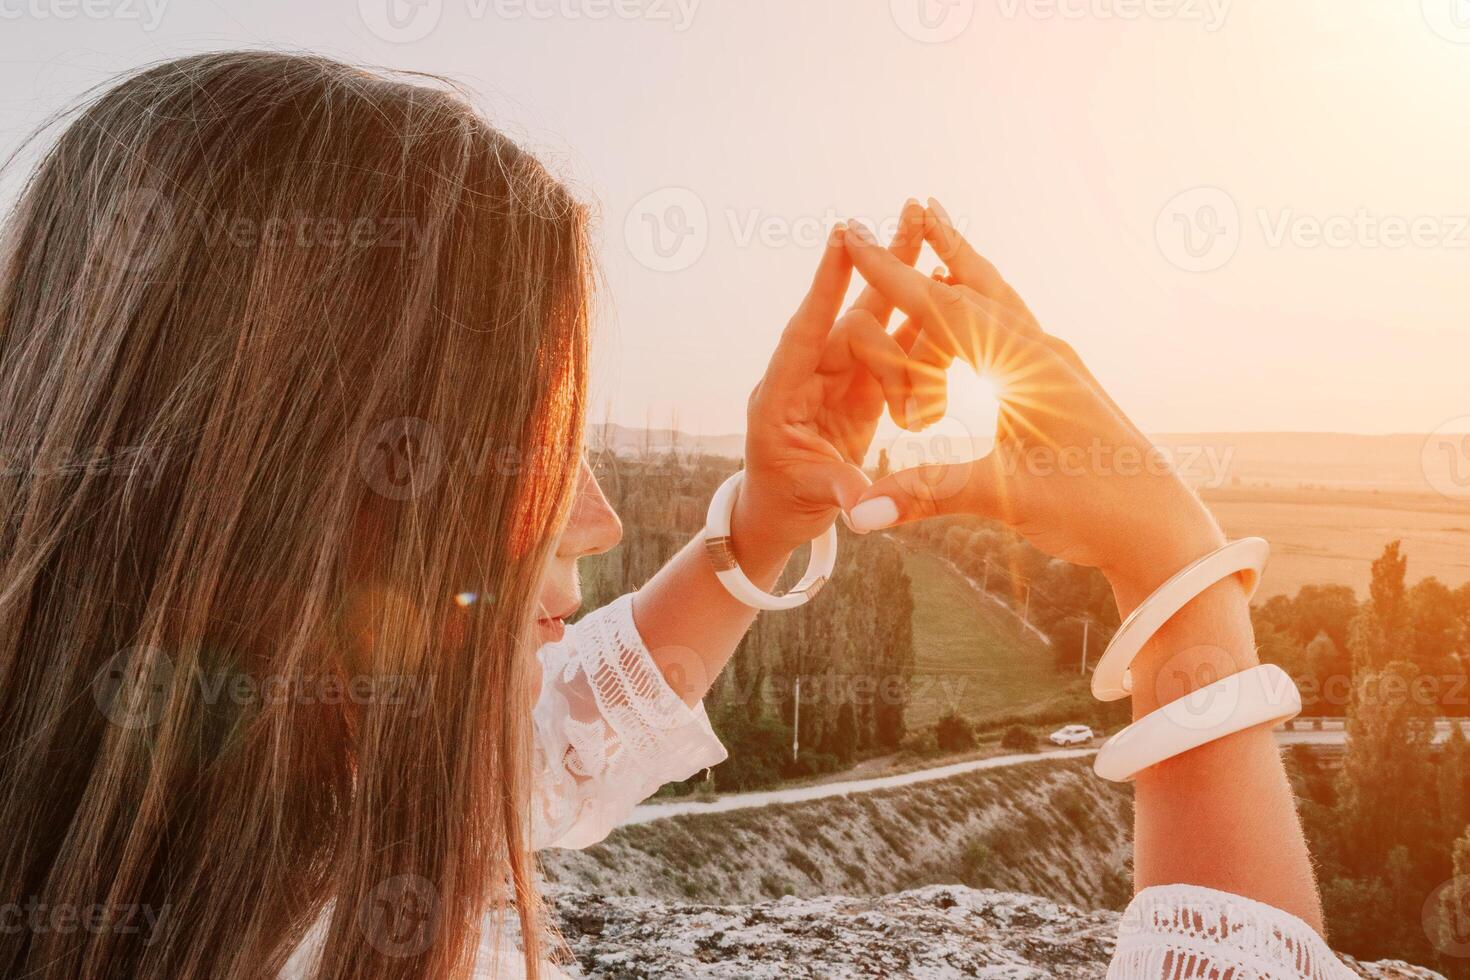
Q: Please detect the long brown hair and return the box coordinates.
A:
[0,51,590,978]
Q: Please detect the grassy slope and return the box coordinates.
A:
[542,757,1135,911]
[901,548,1092,730]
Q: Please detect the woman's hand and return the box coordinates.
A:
[842,200,1224,607]
[730,201,928,570]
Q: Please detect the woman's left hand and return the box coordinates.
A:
[730,200,929,567]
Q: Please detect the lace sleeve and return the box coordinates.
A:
[531,594,728,850]
[1108,884,1357,979]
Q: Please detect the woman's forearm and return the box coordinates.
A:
[1114,572,1325,933]
[630,492,794,708]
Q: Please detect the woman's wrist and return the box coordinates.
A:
[727,486,802,591]
[1103,489,1227,614]
[1124,577,1261,717]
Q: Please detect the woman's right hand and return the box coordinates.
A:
[842,201,1226,608]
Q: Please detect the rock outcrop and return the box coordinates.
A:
[550,884,1444,979]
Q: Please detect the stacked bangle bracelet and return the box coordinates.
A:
[1093,663,1301,781]
[702,471,838,611]
[1091,537,1270,702]
[1088,537,1303,783]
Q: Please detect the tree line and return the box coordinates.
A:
[579,451,916,792]
[1282,541,1470,974]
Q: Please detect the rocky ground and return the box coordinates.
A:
[549,885,1445,980]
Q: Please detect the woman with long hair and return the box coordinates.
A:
[0,50,1352,978]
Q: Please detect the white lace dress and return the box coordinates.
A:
[286,595,1355,979]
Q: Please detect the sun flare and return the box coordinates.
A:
[945,366,1005,437]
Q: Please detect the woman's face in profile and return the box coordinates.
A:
[536,458,621,645]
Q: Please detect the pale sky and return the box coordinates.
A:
[2,0,1468,436]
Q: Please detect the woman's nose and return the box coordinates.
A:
[561,466,622,559]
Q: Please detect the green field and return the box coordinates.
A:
[900,548,1093,730]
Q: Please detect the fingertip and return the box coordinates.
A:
[927,197,954,230]
[847,495,900,533]
[847,219,876,246]
[923,211,955,254]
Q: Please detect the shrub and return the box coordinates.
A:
[784,750,842,780]
[760,873,790,897]
[1001,725,1039,752]
[1052,782,1090,824]
[785,846,823,882]
[959,836,989,883]
[936,711,977,752]
[708,710,793,791]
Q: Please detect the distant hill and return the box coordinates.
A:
[591,425,1466,497]
[1152,432,1463,495]
[587,423,744,461]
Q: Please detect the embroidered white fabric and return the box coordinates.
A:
[1109,883,1357,979]
[532,592,728,849]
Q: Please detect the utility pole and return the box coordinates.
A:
[792,674,801,760]
[1080,619,1090,675]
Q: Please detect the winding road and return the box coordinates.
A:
[620,721,1387,828]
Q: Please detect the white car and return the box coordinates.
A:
[1049,724,1094,746]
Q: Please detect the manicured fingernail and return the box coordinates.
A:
[902,396,923,430]
[848,497,899,532]
[829,222,847,247]
[927,197,954,229]
[847,220,875,244]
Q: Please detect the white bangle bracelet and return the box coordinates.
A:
[702,471,838,611]
[1093,663,1301,782]
[1091,537,1270,702]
